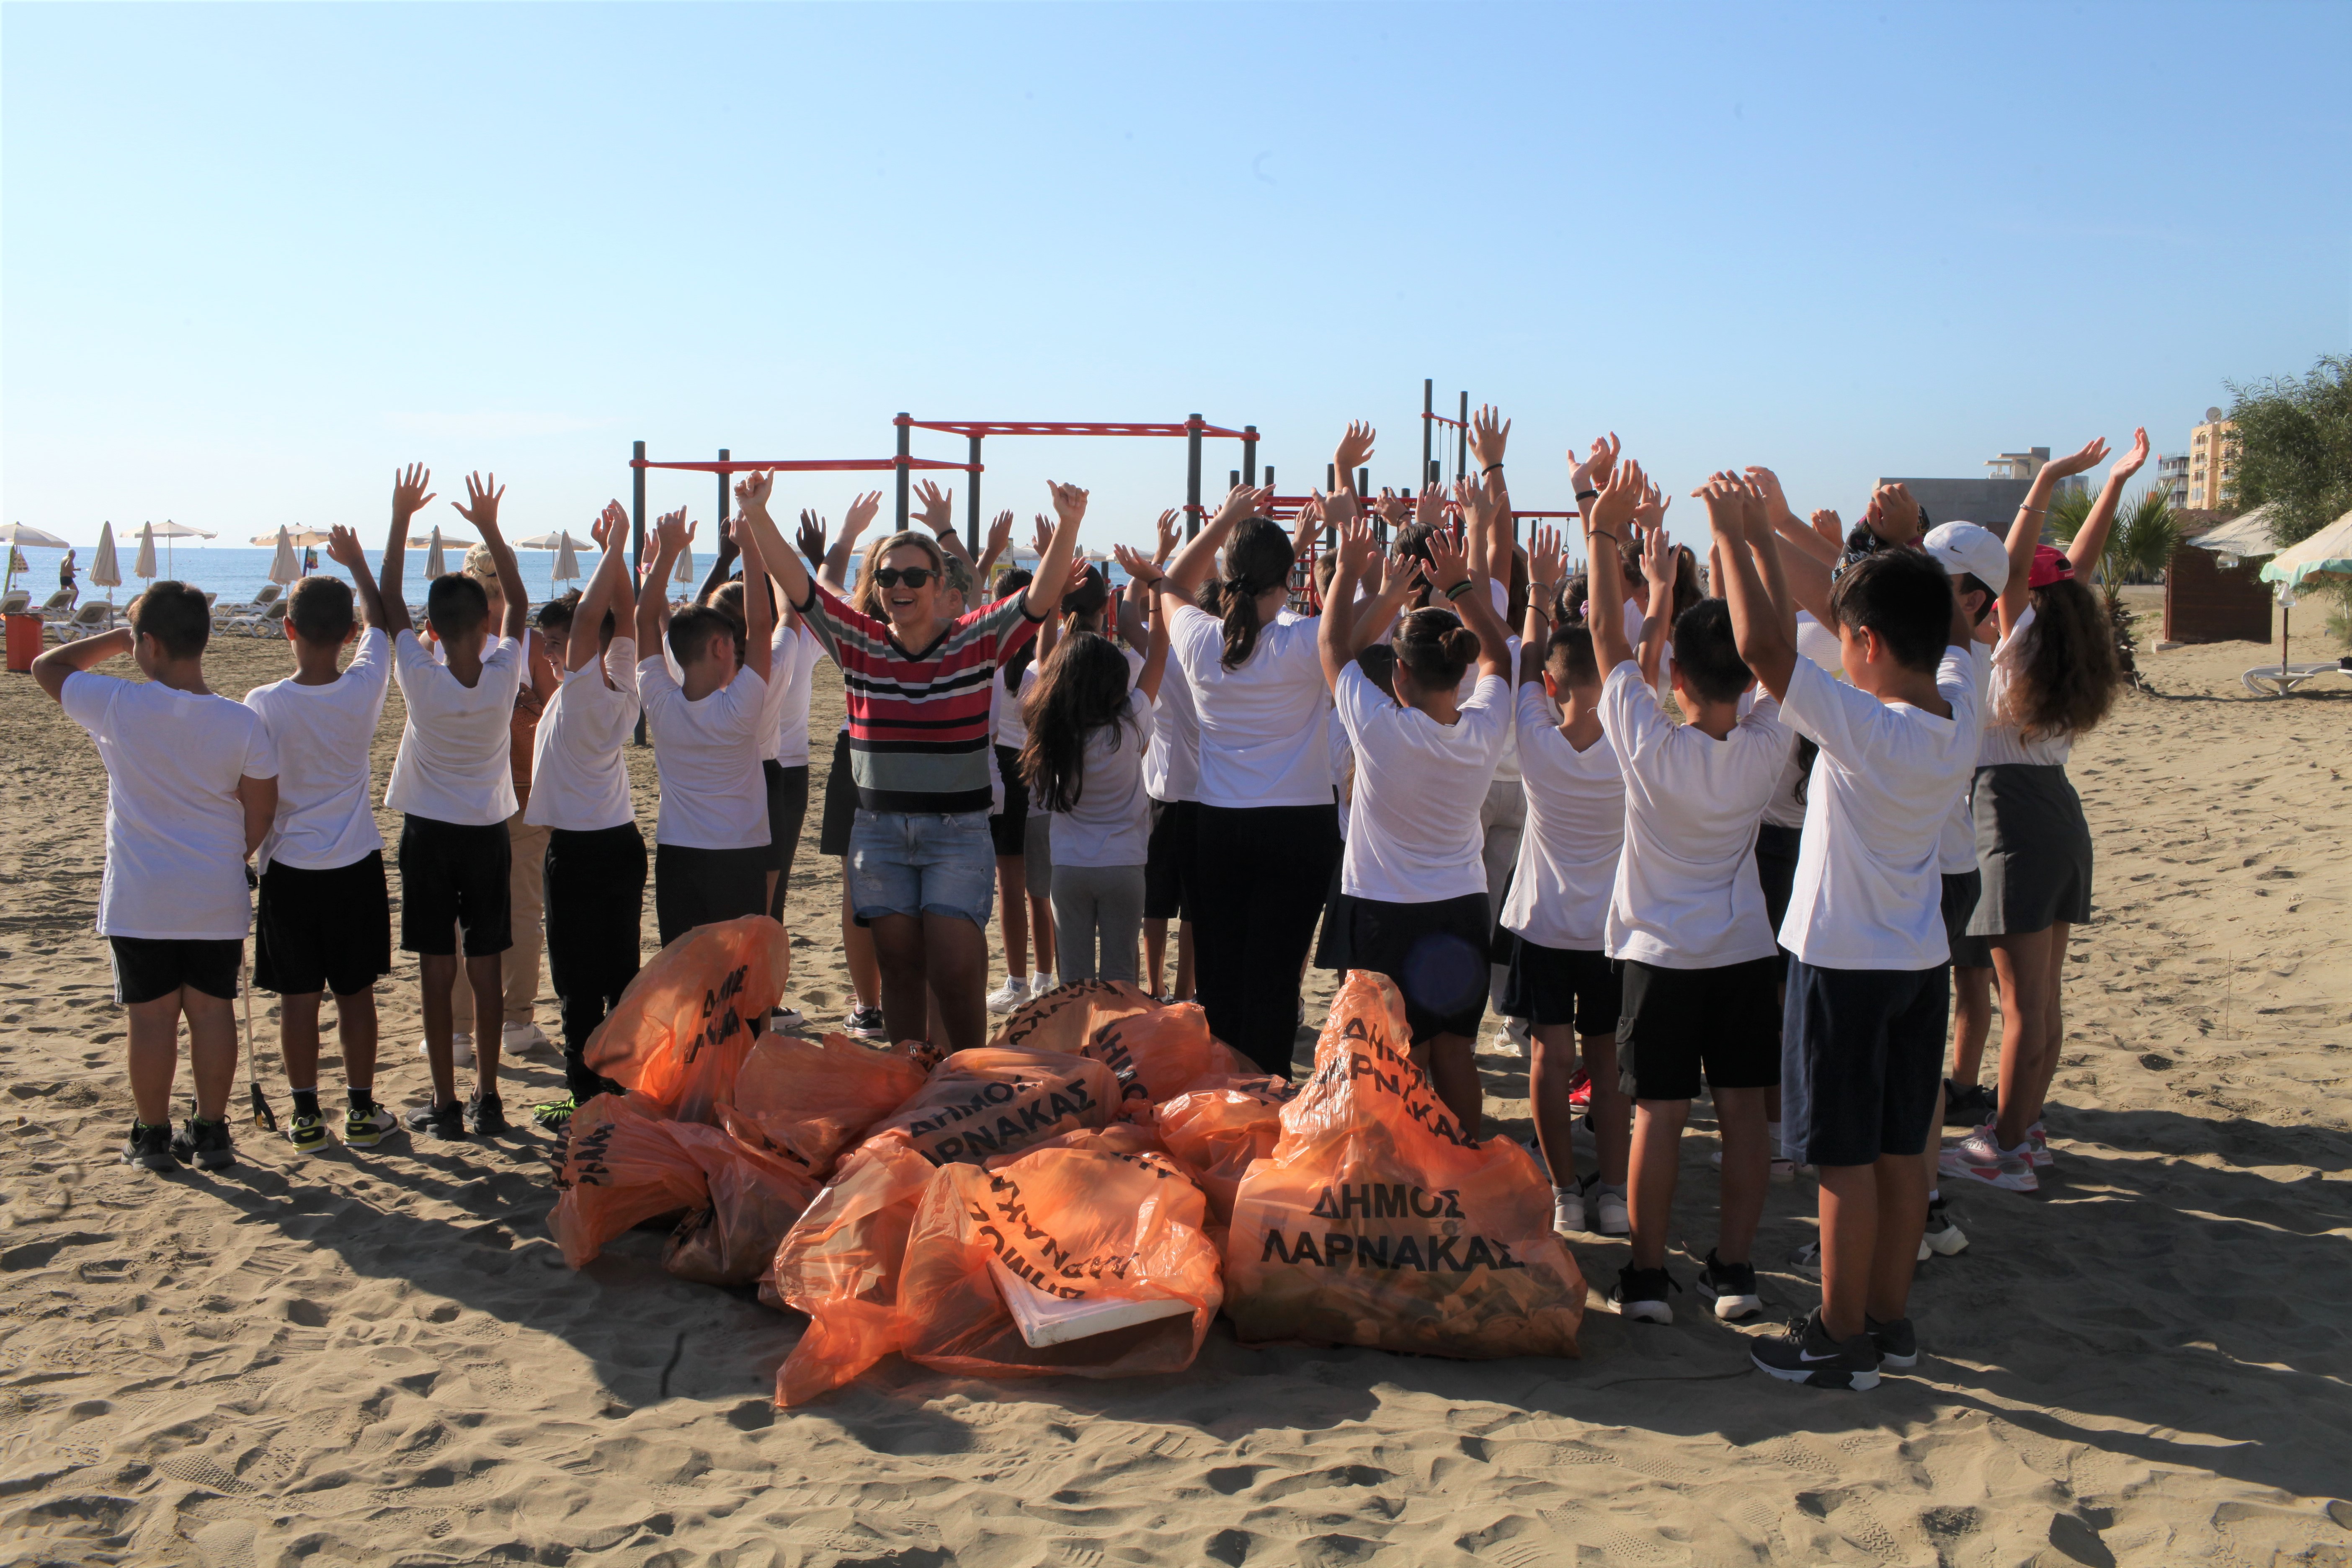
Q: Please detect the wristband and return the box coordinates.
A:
[1441,579,1476,601]
[1576,488,1600,503]
[1483,462,1504,475]
[1588,530,1618,544]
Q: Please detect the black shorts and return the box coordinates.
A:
[1502,937,1621,1034]
[1942,870,1989,968]
[1754,823,1802,980]
[109,936,242,1006]
[1781,959,1948,1166]
[989,743,1030,856]
[1616,955,1781,1101]
[1311,860,1352,972]
[1346,891,1492,1044]
[397,815,512,957]
[654,841,768,948]
[761,759,811,873]
[255,851,392,997]
[1142,797,1197,921]
[818,729,859,858]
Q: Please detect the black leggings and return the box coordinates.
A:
[654,842,767,948]
[1189,802,1341,1079]
[543,823,647,1052]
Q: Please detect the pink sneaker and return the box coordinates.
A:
[2024,1121,2054,1169]
[1938,1126,2038,1192]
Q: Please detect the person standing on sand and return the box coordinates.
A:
[59,548,79,606]
[33,581,278,1173]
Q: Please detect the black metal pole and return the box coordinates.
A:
[1230,469,1240,492]
[967,434,983,559]
[1457,390,1469,483]
[1359,467,1375,547]
[1422,379,1433,489]
[1184,413,1204,538]
[895,414,912,530]
[717,448,730,537]
[632,439,647,746]
[1243,425,1258,486]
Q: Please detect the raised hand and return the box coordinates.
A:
[391,464,436,519]
[2040,437,2111,481]
[1468,404,1510,469]
[592,500,627,551]
[1421,525,1473,597]
[1372,487,1411,529]
[1738,476,1775,547]
[2111,426,2151,482]
[1209,482,1271,531]
[1527,524,1566,593]
[1592,458,1646,538]
[1693,472,1746,539]
[841,490,882,536]
[1047,481,1088,528]
[325,524,366,570]
[1871,481,1921,542]
[1634,477,1671,534]
[796,509,829,568]
[1639,514,1673,587]
[1111,541,1159,584]
[1573,434,1621,490]
[1336,509,1379,577]
[1414,482,1443,531]
[1059,550,1092,599]
[453,472,506,535]
[1332,421,1376,484]
[1320,486,1359,530]
[653,507,692,555]
[1452,474,1493,536]
[1810,508,1843,551]
[1152,508,1180,562]
[1032,514,1053,557]
[734,469,776,514]
[913,479,955,533]
[987,509,1016,561]
[1743,465,1795,525]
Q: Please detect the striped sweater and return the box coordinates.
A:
[796,582,1044,813]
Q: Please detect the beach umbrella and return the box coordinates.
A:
[426,526,449,579]
[552,532,580,583]
[674,542,695,587]
[90,523,121,606]
[142,518,214,578]
[0,522,70,597]
[267,526,301,586]
[2258,508,2352,592]
[514,529,590,585]
[134,523,158,583]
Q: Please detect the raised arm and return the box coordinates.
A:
[1634,522,1676,689]
[1027,483,1088,620]
[1744,466,1840,570]
[737,511,775,679]
[976,509,1015,581]
[1425,526,1512,682]
[377,464,432,639]
[1317,512,1377,693]
[1468,404,1514,574]
[32,625,130,703]
[1708,473,1795,701]
[2001,436,2108,634]
[324,524,385,632]
[1110,543,1173,703]
[1585,459,1644,673]
[451,472,526,642]
[1161,482,1273,597]
[2067,426,2149,576]
[729,472,815,610]
[1152,508,1180,567]
[636,508,689,654]
[818,492,882,595]
[913,480,976,570]
[569,504,630,673]
[1519,525,1565,686]
[697,515,742,603]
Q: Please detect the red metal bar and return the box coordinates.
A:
[631,457,980,474]
[901,419,1256,441]
[1421,410,1468,430]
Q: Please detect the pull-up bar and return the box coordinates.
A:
[631,456,980,475]
[892,412,1261,551]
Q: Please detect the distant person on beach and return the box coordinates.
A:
[377,466,530,1139]
[59,549,78,605]
[33,581,278,1174]
[241,526,397,1155]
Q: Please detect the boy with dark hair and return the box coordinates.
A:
[242,527,397,1153]
[1585,460,1788,1327]
[1711,477,1981,1392]
[34,581,279,1173]
[377,466,531,1137]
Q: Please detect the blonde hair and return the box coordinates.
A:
[462,543,499,587]
[856,530,947,616]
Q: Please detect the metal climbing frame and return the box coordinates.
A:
[625,441,983,583]
[892,415,1260,552]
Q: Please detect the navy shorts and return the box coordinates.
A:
[1502,937,1620,1035]
[1780,959,1949,1167]
[1616,955,1781,1101]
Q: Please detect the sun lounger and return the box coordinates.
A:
[2241,660,2352,697]
[49,602,116,643]
[36,589,75,615]
[226,599,289,637]
[0,591,28,615]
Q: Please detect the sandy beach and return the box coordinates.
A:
[3,601,2347,1567]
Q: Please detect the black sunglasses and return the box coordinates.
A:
[872,567,937,589]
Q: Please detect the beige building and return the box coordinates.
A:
[2188,408,2239,511]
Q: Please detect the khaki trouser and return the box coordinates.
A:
[451,814,549,1034]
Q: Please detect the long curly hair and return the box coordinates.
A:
[2005,578,2120,738]
[1019,631,1140,812]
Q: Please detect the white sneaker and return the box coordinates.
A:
[1500,1016,1531,1057]
[420,1032,476,1068]
[1591,1183,1630,1237]
[1552,1187,1586,1235]
[769,1006,807,1031]
[1939,1126,2039,1192]
[985,977,1029,1015]
[501,1022,555,1058]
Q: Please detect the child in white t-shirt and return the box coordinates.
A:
[35,580,278,1174]
[242,526,397,1155]
[1710,475,1980,1393]
[377,467,530,1139]
[1586,462,1788,1329]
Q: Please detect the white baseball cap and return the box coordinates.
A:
[1921,522,2009,590]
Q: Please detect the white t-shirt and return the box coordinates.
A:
[242,628,390,872]
[62,672,278,941]
[1047,689,1156,867]
[768,622,828,768]
[1937,632,1998,872]
[1599,662,1785,969]
[1452,581,1520,781]
[1334,664,1509,903]
[1168,602,1331,810]
[1502,684,1624,951]
[526,638,643,833]
[385,631,524,827]
[996,661,1034,750]
[637,657,770,850]
[1142,655,1201,803]
[1777,648,1981,970]
[1328,709,1353,840]
[1978,605,2071,768]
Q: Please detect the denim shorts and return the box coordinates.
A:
[847,809,998,928]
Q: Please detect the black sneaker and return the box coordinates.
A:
[169,1116,235,1171]
[1608,1265,1679,1324]
[405,1100,466,1139]
[1866,1313,1919,1369]
[121,1120,178,1172]
[1751,1308,1881,1391]
[846,1005,886,1041]
[1944,1080,1997,1125]
[467,1093,509,1137]
[1697,1250,1764,1320]
[1921,1197,1968,1256]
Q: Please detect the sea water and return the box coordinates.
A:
[8,544,646,611]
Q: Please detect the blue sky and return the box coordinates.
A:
[6,2,2348,555]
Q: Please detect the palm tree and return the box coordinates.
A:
[2048,484,2179,587]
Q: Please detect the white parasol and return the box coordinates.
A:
[426,526,449,579]
[515,530,590,586]
[267,526,301,586]
[134,523,159,582]
[674,542,695,585]
[144,518,216,578]
[90,522,122,604]
[552,533,580,583]
[0,522,70,597]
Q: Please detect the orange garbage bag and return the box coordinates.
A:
[1222,971,1585,1359]
[724,1032,931,1179]
[771,1140,939,1407]
[583,916,789,1124]
[984,1121,1166,1168]
[991,980,1230,1118]
[989,979,1158,1054]
[852,1047,1119,1169]
[893,1146,1223,1381]
[549,1095,710,1268]
[1155,1075,1295,1223]
[663,1131,823,1287]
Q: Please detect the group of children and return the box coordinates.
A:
[46,413,2140,1394]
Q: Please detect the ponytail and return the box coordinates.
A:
[1392,606,1479,690]
[1217,518,1294,670]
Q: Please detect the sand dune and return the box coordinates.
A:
[2,618,2347,1566]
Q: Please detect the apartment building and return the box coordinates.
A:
[2188,408,2239,511]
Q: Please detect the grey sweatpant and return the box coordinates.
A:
[1051,863,1145,984]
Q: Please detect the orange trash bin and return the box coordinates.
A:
[4,613,44,673]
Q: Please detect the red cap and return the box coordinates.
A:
[2029,544,2075,588]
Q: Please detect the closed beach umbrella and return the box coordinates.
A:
[268,526,301,586]
[552,532,580,583]
[90,523,121,605]
[134,523,159,583]
[674,542,694,586]
[426,526,448,579]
